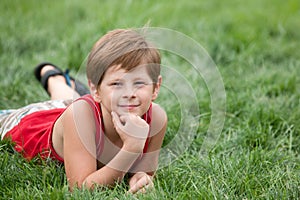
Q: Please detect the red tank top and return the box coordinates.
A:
[4,95,152,162]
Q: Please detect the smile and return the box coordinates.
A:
[118,104,140,108]
[118,103,141,111]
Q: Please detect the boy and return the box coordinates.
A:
[0,29,167,193]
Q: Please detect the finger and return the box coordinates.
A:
[128,183,151,194]
[128,184,139,194]
[125,120,149,139]
[111,112,123,128]
[128,175,150,194]
[120,114,146,129]
[128,172,144,189]
[129,178,138,189]
[119,114,130,125]
[139,187,147,194]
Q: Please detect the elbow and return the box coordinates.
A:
[69,177,121,191]
[68,178,87,191]
[68,176,97,191]
[68,180,100,191]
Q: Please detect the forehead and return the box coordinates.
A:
[103,64,151,81]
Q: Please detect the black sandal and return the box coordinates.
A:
[34,62,90,96]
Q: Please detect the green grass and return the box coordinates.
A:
[1,0,300,199]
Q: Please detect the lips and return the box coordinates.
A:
[118,103,140,111]
[118,104,140,108]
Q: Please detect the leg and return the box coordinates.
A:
[41,65,80,100]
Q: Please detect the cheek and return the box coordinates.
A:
[109,90,122,101]
[138,90,154,104]
[141,87,155,97]
[104,91,123,109]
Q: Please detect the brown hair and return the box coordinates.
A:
[86,29,161,86]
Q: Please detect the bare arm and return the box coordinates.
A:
[128,104,168,193]
[62,101,149,189]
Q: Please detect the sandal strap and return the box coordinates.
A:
[40,69,63,94]
[64,69,72,87]
[34,62,63,82]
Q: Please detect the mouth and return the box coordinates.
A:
[118,104,139,107]
[118,104,140,110]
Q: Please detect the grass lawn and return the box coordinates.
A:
[0,0,299,199]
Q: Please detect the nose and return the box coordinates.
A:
[122,84,137,99]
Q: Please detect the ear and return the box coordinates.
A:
[88,80,101,103]
[152,75,162,101]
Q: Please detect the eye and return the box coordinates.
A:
[134,81,146,87]
[135,81,146,85]
[110,82,123,87]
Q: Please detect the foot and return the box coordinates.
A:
[40,65,76,90]
[39,64,80,100]
[34,62,89,97]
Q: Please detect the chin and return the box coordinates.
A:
[116,109,143,117]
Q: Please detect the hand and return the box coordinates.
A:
[111,112,149,152]
[128,172,154,194]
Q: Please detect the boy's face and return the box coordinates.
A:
[97,64,161,117]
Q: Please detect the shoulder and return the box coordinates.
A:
[151,103,167,120]
[60,99,99,153]
[149,103,167,137]
[61,99,97,131]
[63,99,94,118]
